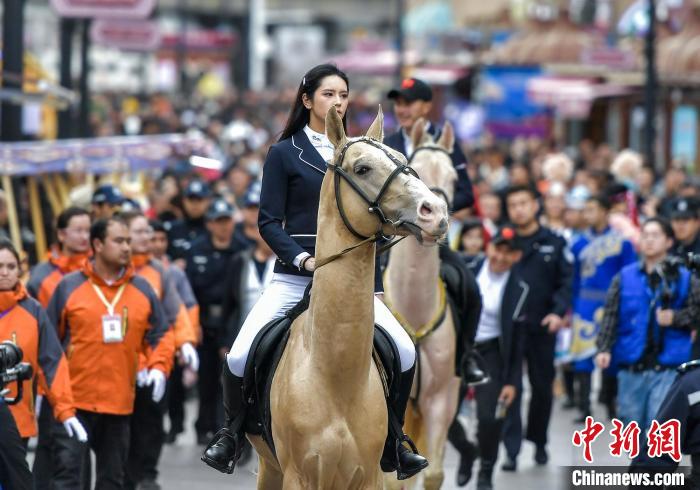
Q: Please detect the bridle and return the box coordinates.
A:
[315,137,420,269]
[407,145,453,210]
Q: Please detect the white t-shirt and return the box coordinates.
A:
[475,260,510,343]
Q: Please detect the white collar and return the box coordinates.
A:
[303,125,332,148]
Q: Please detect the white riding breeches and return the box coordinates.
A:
[227,273,416,376]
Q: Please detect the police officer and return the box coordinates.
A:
[501,184,573,471]
[186,197,247,444]
[167,179,212,266]
[91,184,125,220]
[628,359,700,489]
[385,77,474,211]
[670,197,700,258]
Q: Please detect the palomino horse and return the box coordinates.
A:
[247,107,449,489]
[383,120,461,490]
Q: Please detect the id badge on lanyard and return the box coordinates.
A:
[92,282,127,344]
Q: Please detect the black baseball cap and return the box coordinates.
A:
[184,180,212,199]
[490,226,520,250]
[670,197,700,220]
[206,198,234,221]
[387,78,433,102]
[92,185,124,206]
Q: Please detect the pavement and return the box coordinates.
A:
[156,377,689,489]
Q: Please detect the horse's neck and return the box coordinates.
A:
[385,237,441,332]
[305,179,376,386]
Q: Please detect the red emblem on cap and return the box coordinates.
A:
[502,228,515,240]
[401,78,415,89]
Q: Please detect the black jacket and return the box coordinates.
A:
[185,233,248,330]
[258,129,383,292]
[672,233,700,258]
[384,123,474,211]
[166,216,207,261]
[514,226,573,333]
[470,257,529,387]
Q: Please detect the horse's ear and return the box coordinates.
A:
[411,117,430,150]
[326,107,347,149]
[365,105,384,142]
[437,121,455,154]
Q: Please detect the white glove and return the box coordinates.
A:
[180,343,199,372]
[136,368,149,387]
[146,369,166,403]
[63,416,88,442]
[35,395,43,420]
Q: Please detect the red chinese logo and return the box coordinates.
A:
[647,419,681,462]
[609,419,641,458]
[572,416,605,463]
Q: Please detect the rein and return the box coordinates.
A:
[315,137,418,270]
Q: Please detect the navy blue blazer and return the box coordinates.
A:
[384,123,474,212]
[258,129,384,292]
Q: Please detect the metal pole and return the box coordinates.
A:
[396,0,405,84]
[177,0,188,95]
[248,0,266,90]
[58,18,76,139]
[78,19,91,138]
[1,0,25,141]
[644,0,657,168]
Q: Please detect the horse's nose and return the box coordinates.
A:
[418,200,434,219]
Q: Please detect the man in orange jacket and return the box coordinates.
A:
[47,216,174,489]
[120,210,198,490]
[26,206,91,489]
[150,218,201,444]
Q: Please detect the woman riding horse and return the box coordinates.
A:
[203,64,428,480]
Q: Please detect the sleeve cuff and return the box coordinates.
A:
[293,252,311,270]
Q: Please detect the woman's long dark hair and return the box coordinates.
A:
[279,63,349,142]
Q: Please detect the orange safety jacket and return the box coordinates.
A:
[160,256,201,343]
[47,260,174,415]
[132,254,197,348]
[27,250,89,308]
[0,282,76,437]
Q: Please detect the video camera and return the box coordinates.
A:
[0,341,33,406]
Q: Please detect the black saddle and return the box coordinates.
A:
[241,281,402,457]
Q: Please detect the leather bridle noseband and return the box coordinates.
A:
[315,137,419,269]
[407,145,453,210]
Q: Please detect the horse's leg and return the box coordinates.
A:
[257,457,284,490]
[420,377,460,490]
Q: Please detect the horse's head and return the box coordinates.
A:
[407,118,458,214]
[325,106,448,243]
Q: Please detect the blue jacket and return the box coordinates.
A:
[258,129,383,292]
[614,263,692,367]
[384,123,474,211]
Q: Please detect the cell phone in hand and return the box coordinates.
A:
[495,398,507,420]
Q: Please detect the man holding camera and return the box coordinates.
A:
[596,218,700,433]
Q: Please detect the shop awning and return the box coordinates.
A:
[410,65,468,85]
[526,76,632,118]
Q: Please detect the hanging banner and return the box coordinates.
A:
[0,134,206,176]
[91,19,160,52]
[50,0,156,19]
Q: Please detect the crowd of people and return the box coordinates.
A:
[2,64,700,490]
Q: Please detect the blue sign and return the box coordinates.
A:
[671,105,697,170]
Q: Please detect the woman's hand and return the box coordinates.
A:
[304,257,316,272]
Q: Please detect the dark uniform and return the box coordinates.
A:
[629,360,700,489]
[186,200,248,441]
[167,180,211,262]
[0,400,32,490]
[502,225,573,464]
[669,197,700,258]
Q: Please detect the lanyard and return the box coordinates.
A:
[91,282,127,316]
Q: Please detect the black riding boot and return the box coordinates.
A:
[201,363,247,474]
[380,364,429,480]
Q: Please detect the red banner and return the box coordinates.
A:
[90,19,160,51]
[50,0,156,19]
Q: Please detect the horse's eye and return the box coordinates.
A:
[355,165,371,176]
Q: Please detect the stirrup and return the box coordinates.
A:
[397,434,420,455]
[201,428,240,474]
[394,434,428,481]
